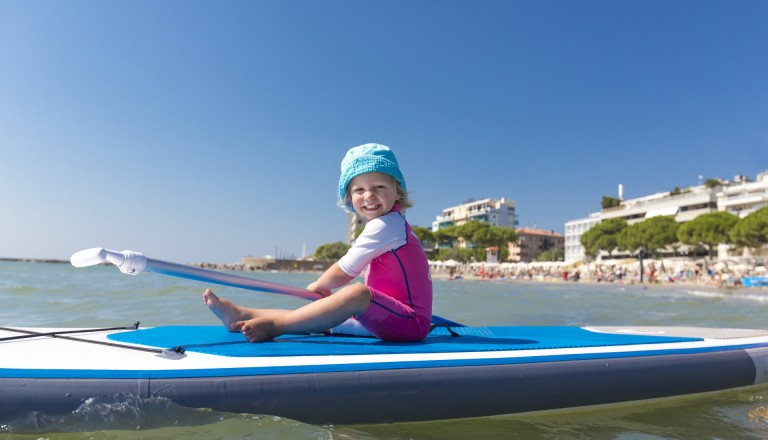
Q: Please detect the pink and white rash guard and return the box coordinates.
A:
[338,206,433,341]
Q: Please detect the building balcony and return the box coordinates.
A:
[603,190,714,213]
[719,192,768,209]
[676,208,717,222]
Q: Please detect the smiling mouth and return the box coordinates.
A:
[363,203,381,211]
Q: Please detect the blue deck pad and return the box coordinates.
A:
[108,326,702,358]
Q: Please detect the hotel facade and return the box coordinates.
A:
[431,198,564,262]
[432,197,518,231]
[564,172,768,263]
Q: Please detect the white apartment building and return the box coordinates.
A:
[432,197,518,231]
[717,174,768,217]
[346,212,365,245]
[564,172,768,263]
[600,185,718,225]
[564,213,601,263]
[347,197,519,246]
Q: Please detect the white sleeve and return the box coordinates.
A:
[337,213,407,277]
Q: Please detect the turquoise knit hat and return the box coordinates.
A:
[338,143,407,211]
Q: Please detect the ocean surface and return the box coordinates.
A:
[2,260,768,439]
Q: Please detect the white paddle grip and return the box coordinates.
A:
[116,250,147,275]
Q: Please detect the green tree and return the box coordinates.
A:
[579,218,627,259]
[433,247,476,263]
[456,221,517,261]
[411,226,435,247]
[617,216,679,257]
[411,225,436,258]
[432,221,518,262]
[455,221,486,248]
[731,207,768,250]
[433,225,460,249]
[601,196,621,210]
[536,248,565,262]
[677,211,739,258]
[313,241,350,261]
[704,178,723,189]
[482,225,517,262]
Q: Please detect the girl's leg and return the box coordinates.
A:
[239,283,371,342]
[203,289,290,331]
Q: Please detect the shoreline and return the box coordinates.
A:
[4,257,766,292]
[429,255,768,291]
[429,270,763,291]
[0,257,69,264]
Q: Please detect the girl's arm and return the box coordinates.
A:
[307,262,355,297]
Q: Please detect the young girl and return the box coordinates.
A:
[203,143,433,342]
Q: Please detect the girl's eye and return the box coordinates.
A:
[351,184,389,195]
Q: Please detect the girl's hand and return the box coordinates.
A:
[307,282,332,298]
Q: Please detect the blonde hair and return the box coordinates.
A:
[393,178,413,211]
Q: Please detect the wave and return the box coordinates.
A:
[0,285,38,294]
[0,394,233,434]
[684,289,768,302]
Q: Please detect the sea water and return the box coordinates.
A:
[2,260,768,439]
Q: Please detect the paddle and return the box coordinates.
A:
[70,248,463,328]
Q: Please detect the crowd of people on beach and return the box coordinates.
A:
[430,257,766,288]
[198,257,765,290]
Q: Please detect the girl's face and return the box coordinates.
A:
[348,172,398,221]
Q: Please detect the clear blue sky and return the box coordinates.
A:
[2,1,767,263]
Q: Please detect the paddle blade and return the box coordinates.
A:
[71,248,112,267]
[70,248,146,274]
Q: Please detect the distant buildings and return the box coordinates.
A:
[346,212,365,245]
[345,170,768,265]
[509,227,565,263]
[346,197,518,247]
[564,214,601,263]
[564,172,768,263]
[432,197,518,231]
[431,198,563,262]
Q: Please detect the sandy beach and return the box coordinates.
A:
[196,255,768,292]
[429,257,768,292]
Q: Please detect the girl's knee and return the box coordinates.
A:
[340,284,371,308]
[350,283,370,295]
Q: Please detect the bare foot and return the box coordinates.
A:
[203,289,252,332]
[237,317,279,342]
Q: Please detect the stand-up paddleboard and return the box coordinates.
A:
[2,323,768,424]
[1,248,767,424]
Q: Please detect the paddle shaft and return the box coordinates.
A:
[146,258,462,327]
[70,248,463,327]
[145,258,323,301]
